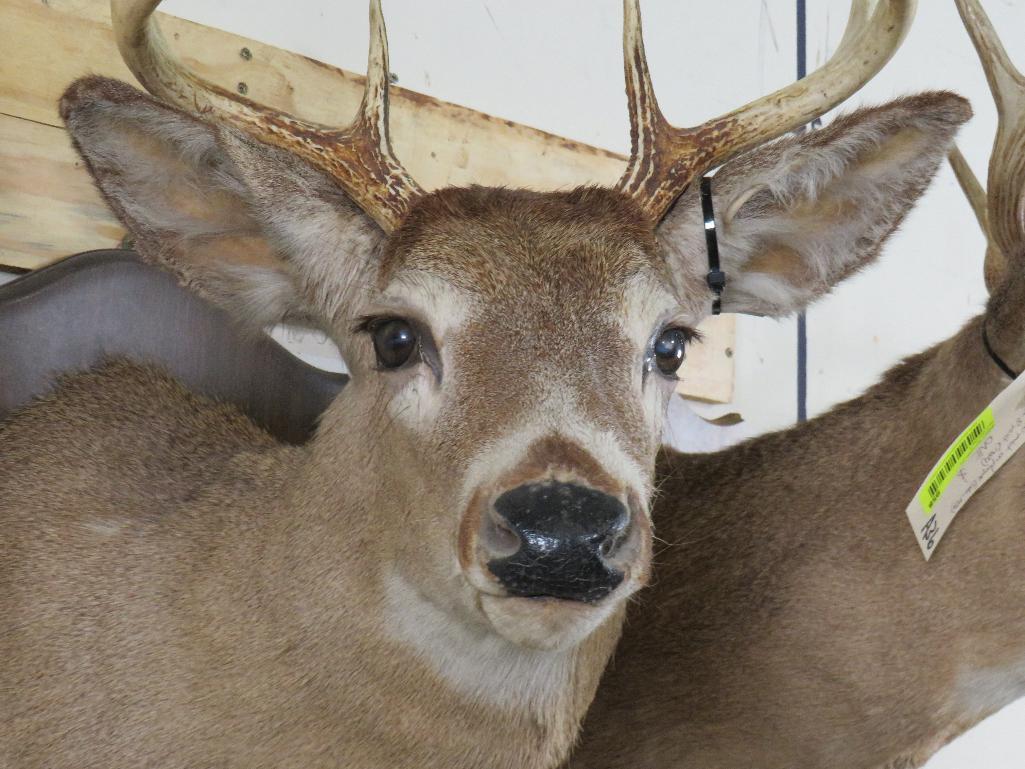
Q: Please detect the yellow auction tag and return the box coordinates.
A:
[906,373,1025,560]
[917,408,994,514]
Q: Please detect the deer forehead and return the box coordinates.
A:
[381,187,665,291]
[374,186,680,339]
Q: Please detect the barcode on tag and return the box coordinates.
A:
[906,368,1025,560]
[918,408,994,513]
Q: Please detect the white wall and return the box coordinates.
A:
[807,0,999,416]
[160,1,1025,764]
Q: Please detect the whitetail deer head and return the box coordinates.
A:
[60,0,964,654]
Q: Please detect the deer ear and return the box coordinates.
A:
[657,92,973,317]
[60,77,384,330]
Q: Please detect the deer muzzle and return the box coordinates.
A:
[480,481,632,603]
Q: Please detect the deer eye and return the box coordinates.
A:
[651,327,688,376]
[371,318,420,369]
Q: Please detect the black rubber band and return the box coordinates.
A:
[700,176,725,315]
[983,323,1019,380]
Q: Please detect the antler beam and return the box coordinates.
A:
[110,0,423,232]
[955,0,1025,280]
[616,0,916,223]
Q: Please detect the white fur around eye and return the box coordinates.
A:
[612,275,689,450]
[372,271,477,430]
[386,364,441,428]
[619,276,685,349]
[380,272,474,339]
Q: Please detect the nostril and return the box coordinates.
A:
[598,510,631,561]
[480,508,522,559]
[599,529,623,559]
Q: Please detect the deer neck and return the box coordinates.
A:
[646,315,1015,665]
[667,314,1008,545]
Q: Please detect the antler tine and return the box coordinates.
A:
[955,0,1025,269]
[110,0,423,232]
[616,0,916,223]
[618,0,670,207]
[948,146,1005,292]
[948,147,990,238]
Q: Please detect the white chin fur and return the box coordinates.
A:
[480,593,616,651]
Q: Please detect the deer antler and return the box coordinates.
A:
[616,0,916,223]
[948,145,1006,292]
[954,0,1025,287]
[110,0,423,232]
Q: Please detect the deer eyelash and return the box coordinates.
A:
[352,314,395,335]
[676,327,703,345]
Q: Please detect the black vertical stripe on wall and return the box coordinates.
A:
[795,0,809,423]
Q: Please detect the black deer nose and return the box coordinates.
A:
[483,482,629,603]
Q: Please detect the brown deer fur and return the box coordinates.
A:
[0,77,968,768]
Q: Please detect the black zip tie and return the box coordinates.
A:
[700,176,725,315]
[983,323,1019,380]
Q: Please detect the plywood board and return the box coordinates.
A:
[678,314,735,404]
[0,0,735,402]
[0,0,626,191]
[0,114,125,270]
